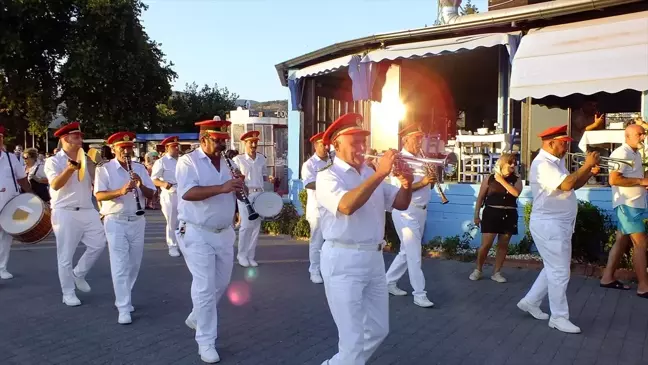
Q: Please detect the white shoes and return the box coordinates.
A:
[238,257,250,267]
[74,275,91,293]
[470,269,507,283]
[387,284,407,296]
[62,294,82,307]
[517,299,549,320]
[169,246,181,257]
[469,269,482,281]
[185,313,197,330]
[199,344,221,363]
[0,270,13,280]
[491,272,507,283]
[310,273,323,284]
[248,259,258,267]
[549,317,581,334]
[414,296,434,308]
[118,312,132,325]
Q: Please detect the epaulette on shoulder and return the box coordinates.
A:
[317,161,333,172]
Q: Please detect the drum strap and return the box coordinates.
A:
[5,151,19,193]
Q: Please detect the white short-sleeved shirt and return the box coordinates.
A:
[529,149,577,221]
[176,147,237,230]
[301,154,330,220]
[610,143,645,209]
[316,158,399,245]
[151,154,178,193]
[27,162,47,182]
[389,149,431,208]
[94,159,156,216]
[0,150,27,209]
[44,150,95,210]
[232,153,267,189]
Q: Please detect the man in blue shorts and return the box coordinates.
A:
[600,124,648,298]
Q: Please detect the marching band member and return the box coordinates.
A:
[300,132,329,284]
[517,125,599,334]
[151,136,181,257]
[44,122,105,306]
[385,124,435,308]
[0,125,31,280]
[232,130,270,267]
[600,124,648,297]
[317,113,413,365]
[94,131,156,324]
[176,119,242,363]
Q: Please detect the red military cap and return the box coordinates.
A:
[399,124,424,138]
[106,131,136,147]
[54,122,83,138]
[538,124,573,142]
[309,132,325,143]
[0,125,4,137]
[240,130,260,142]
[322,113,370,145]
[160,136,180,147]
[195,116,231,140]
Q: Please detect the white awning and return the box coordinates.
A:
[291,55,356,79]
[510,11,648,100]
[360,32,521,64]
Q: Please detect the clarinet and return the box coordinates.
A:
[125,157,146,216]
[221,152,260,221]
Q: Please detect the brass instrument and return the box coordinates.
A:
[124,156,145,216]
[221,151,260,221]
[567,152,634,170]
[419,149,449,204]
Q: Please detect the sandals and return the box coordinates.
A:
[599,280,630,290]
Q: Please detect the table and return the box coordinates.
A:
[578,130,624,152]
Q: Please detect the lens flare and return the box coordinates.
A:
[227,281,251,306]
[244,267,258,282]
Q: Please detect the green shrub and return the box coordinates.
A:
[522,200,614,264]
[292,217,311,238]
[298,189,308,213]
[262,203,299,235]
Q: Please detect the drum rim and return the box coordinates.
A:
[1,193,48,236]
[252,192,283,219]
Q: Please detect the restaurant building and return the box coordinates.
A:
[275,0,648,245]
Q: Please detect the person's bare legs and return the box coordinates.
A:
[629,232,648,294]
[493,234,511,274]
[476,233,497,272]
[600,231,631,285]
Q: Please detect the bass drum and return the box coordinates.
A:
[252,192,284,220]
[0,193,52,244]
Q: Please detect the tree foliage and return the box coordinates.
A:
[461,0,480,15]
[153,82,238,133]
[0,0,176,142]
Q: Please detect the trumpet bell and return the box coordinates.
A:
[77,148,87,182]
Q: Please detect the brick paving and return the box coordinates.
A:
[1,210,648,365]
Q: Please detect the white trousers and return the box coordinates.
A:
[104,216,146,313]
[160,191,178,248]
[385,208,427,297]
[0,229,12,272]
[523,219,574,320]
[178,224,235,346]
[51,209,106,295]
[307,215,324,274]
[237,192,261,261]
[321,241,389,365]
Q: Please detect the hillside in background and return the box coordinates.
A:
[236,99,287,113]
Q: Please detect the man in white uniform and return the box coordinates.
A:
[0,125,31,280]
[176,119,243,363]
[599,124,648,297]
[152,135,181,257]
[317,113,413,365]
[94,131,156,325]
[385,124,435,308]
[44,122,106,306]
[232,130,271,267]
[301,131,330,284]
[517,125,599,334]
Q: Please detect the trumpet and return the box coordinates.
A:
[567,152,634,170]
[125,156,145,216]
[221,151,260,221]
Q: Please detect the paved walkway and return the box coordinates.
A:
[1,211,647,365]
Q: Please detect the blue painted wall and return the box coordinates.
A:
[424,183,613,247]
[287,94,304,214]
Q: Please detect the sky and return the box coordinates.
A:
[140,0,488,102]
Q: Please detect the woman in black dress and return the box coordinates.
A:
[470,153,522,283]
